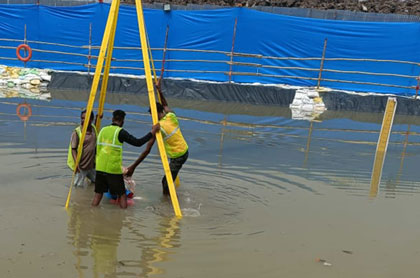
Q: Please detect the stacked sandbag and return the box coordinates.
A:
[289,88,326,121]
[0,65,51,100]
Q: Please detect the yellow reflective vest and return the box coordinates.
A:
[159,112,188,158]
[67,125,97,171]
[96,125,123,174]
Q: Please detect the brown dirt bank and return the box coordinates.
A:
[134,0,420,17]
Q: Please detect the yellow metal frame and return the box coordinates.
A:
[65,0,182,217]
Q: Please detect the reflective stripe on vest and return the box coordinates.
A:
[159,112,188,158]
[67,125,97,171]
[96,125,123,174]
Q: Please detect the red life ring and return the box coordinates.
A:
[16,44,32,62]
[16,103,32,121]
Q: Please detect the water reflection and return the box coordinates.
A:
[3,96,420,199]
[66,190,181,278]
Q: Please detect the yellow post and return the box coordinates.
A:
[65,0,121,209]
[96,2,120,131]
[135,0,182,217]
[370,97,397,197]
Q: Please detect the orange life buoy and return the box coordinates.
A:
[16,103,32,121]
[16,44,32,63]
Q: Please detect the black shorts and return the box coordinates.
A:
[95,171,125,196]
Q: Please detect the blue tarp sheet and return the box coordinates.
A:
[0,3,419,95]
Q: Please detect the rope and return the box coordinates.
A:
[31,59,85,66]
[31,48,88,58]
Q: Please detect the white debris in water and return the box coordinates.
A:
[0,65,51,100]
[289,88,326,121]
[181,208,201,217]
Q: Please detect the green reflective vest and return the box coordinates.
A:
[67,125,97,171]
[96,125,123,174]
[159,112,188,158]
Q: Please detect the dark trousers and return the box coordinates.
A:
[162,150,189,195]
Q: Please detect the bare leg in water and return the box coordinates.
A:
[117,194,127,209]
[91,193,103,206]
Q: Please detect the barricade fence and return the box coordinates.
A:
[1,35,419,96]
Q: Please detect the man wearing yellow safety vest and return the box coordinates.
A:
[91,110,160,209]
[67,109,98,187]
[152,87,189,195]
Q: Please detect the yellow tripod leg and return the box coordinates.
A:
[96,1,120,131]
[135,0,182,218]
[65,0,120,209]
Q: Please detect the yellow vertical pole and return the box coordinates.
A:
[65,0,120,209]
[96,1,120,131]
[135,0,182,217]
[370,97,397,197]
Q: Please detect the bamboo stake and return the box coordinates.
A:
[317,38,327,89]
[24,24,27,68]
[228,17,238,83]
[88,23,92,76]
[158,24,169,89]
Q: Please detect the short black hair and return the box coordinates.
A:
[81,109,94,120]
[148,102,164,114]
[113,110,126,121]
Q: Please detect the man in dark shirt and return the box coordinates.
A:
[92,109,159,209]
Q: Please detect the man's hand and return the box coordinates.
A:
[125,165,135,177]
[151,123,160,135]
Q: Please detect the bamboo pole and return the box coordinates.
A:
[24,24,27,68]
[135,0,182,218]
[65,0,120,209]
[158,24,169,88]
[414,76,420,99]
[228,17,238,83]
[88,23,92,76]
[317,38,327,89]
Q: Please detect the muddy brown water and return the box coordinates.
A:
[1,93,420,278]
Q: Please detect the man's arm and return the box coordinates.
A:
[70,131,80,173]
[118,124,160,147]
[125,136,156,176]
[156,85,172,113]
[94,113,103,126]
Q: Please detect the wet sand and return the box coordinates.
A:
[1,94,420,278]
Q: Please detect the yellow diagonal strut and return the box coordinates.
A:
[370,97,397,197]
[65,0,120,209]
[135,0,182,217]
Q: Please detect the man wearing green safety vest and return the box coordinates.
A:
[151,87,189,195]
[67,109,98,187]
[92,109,160,209]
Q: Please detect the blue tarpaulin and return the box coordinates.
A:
[0,3,419,95]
